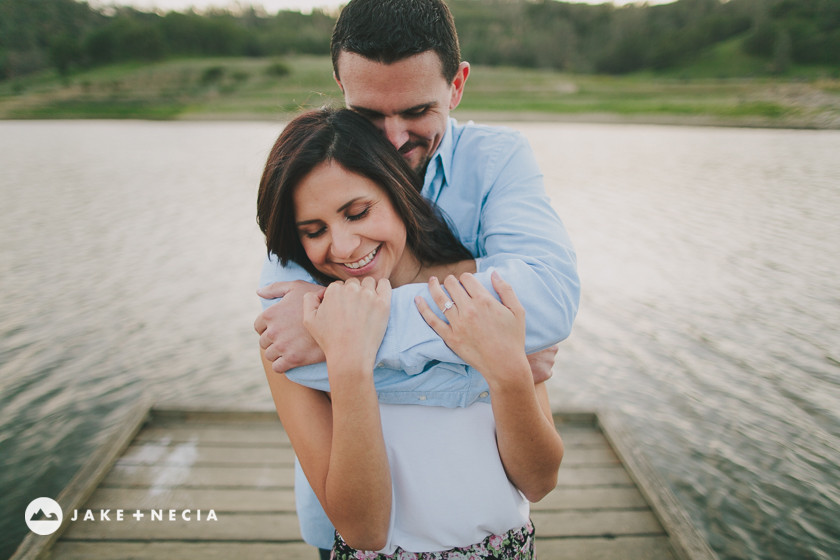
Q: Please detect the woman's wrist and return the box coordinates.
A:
[483,355,533,393]
[325,353,376,382]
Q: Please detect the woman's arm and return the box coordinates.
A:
[262,276,393,550]
[415,271,564,502]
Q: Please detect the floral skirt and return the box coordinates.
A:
[331,520,535,560]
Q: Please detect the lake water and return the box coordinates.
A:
[1,120,838,559]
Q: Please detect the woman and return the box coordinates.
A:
[257,108,563,558]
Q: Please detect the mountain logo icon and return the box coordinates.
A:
[25,497,63,535]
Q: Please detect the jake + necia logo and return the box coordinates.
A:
[25,497,63,535]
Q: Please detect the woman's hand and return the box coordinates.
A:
[303,276,391,373]
[415,271,530,387]
[416,271,563,502]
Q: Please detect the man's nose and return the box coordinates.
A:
[330,227,361,259]
[382,117,410,151]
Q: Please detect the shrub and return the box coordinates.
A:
[265,60,291,78]
[201,65,225,84]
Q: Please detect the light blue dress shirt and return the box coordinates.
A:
[258,117,579,549]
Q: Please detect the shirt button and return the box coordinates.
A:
[479,391,489,398]
[418,395,427,401]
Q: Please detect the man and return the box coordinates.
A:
[254,0,579,556]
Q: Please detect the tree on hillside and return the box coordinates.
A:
[0,0,103,79]
[1,0,837,82]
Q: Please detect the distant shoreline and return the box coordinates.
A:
[455,111,840,130]
[175,109,840,131]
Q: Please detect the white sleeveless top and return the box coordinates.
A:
[377,402,530,554]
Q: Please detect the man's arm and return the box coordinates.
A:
[256,130,578,377]
[375,130,579,375]
[474,132,579,347]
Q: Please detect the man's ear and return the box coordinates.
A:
[334,71,344,93]
[449,61,470,110]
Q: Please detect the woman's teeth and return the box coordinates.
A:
[344,247,378,269]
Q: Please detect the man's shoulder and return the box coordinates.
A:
[450,118,525,149]
[446,119,533,178]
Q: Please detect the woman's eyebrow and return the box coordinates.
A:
[337,197,364,213]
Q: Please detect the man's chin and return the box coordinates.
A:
[399,144,431,176]
[410,156,431,176]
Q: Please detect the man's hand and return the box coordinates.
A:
[255,280,327,373]
[526,344,558,384]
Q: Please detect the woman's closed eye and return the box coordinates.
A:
[346,206,371,222]
[301,225,326,239]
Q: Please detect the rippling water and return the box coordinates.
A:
[1,120,838,559]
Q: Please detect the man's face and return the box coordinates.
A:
[335,51,469,175]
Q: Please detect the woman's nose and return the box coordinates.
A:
[329,228,361,259]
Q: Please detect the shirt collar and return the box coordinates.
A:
[422,117,456,203]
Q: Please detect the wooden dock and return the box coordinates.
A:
[12,403,717,560]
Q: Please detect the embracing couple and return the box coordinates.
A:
[254,1,580,558]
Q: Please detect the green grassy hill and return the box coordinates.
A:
[2,0,839,126]
[1,54,838,128]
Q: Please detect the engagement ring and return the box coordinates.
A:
[443,300,456,312]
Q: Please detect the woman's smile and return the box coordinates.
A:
[340,244,380,272]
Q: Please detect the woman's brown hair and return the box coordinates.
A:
[257,107,471,285]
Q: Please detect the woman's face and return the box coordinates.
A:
[294,161,412,283]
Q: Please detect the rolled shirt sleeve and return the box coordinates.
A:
[374,120,580,374]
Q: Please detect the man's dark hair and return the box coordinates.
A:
[331,0,461,83]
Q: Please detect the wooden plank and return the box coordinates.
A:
[553,427,609,448]
[61,509,662,543]
[552,411,598,425]
[555,465,635,487]
[84,488,297,512]
[532,510,665,538]
[54,537,676,560]
[536,535,676,560]
[60,512,302,541]
[50,541,315,560]
[149,405,279,423]
[533,486,650,510]
[101,464,295,489]
[598,411,718,560]
[118,442,295,466]
[10,400,153,560]
[561,445,620,466]
[133,425,290,446]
